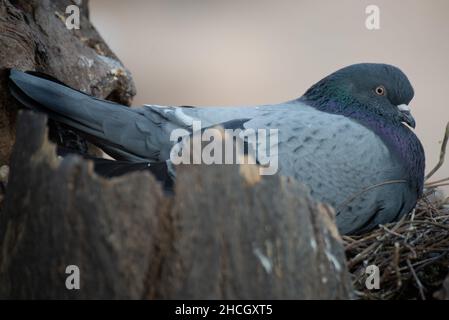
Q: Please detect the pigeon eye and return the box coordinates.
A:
[375,85,386,96]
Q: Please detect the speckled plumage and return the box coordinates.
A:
[9,63,425,234]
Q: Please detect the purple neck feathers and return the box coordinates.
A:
[301,97,425,195]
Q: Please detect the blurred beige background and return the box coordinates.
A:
[90,0,449,190]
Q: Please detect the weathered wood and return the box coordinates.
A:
[154,164,352,299]
[0,112,166,299]
[0,0,136,165]
[0,112,353,299]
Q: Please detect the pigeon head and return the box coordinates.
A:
[302,63,416,128]
[301,63,425,197]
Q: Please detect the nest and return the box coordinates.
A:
[344,123,449,300]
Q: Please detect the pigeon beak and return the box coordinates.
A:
[397,104,416,129]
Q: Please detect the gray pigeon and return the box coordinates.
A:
[9,63,425,234]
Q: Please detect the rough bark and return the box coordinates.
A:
[0,112,353,299]
[0,112,165,299]
[0,0,136,165]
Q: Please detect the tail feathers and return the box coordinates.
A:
[9,69,151,161]
[9,69,127,134]
[58,146,174,191]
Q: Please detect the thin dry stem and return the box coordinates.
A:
[425,121,449,181]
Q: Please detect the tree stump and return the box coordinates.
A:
[0,112,353,299]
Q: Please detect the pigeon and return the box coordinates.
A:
[8,63,425,234]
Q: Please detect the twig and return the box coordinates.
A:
[380,225,406,238]
[347,242,378,268]
[337,180,407,212]
[406,259,426,300]
[407,220,449,231]
[425,177,449,187]
[426,183,449,188]
[425,121,449,181]
[393,242,402,288]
